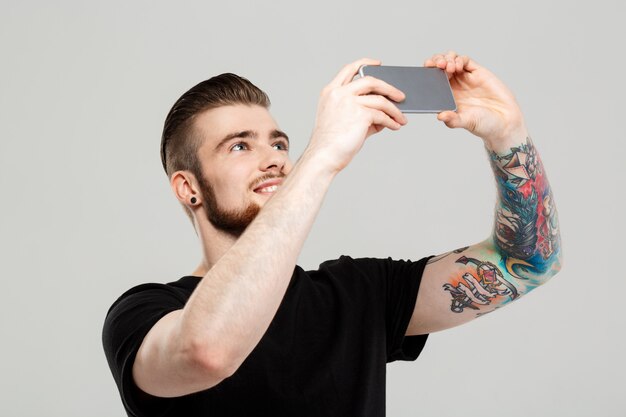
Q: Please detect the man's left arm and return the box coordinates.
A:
[406,51,563,336]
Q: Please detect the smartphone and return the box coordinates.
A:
[357,65,456,113]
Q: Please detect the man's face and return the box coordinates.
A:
[193,104,293,236]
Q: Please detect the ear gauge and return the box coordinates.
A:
[190,197,197,204]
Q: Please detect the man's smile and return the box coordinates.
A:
[253,177,284,194]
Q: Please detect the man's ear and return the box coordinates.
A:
[170,170,200,206]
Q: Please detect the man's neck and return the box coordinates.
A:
[191,219,241,277]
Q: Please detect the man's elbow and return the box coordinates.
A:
[536,251,564,285]
[182,336,238,381]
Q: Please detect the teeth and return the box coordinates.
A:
[257,185,278,193]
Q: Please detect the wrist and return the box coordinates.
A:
[292,146,338,186]
[297,143,343,179]
[482,123,529,154]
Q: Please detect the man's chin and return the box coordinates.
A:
[252,192,279,208]
[206,203,261,237]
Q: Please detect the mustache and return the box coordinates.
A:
[250,172,286,190]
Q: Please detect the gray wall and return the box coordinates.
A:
[0,1,623,416]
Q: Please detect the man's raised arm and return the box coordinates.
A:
[406,51,563,336]
[131,58,408,397]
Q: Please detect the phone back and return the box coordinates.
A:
[358,65,456,113]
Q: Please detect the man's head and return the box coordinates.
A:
[161,74,292,236]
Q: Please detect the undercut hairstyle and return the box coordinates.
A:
[160,73,271,223]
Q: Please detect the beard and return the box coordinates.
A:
[196,175,261,238]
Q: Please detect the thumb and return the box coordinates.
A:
[437,111,465,129]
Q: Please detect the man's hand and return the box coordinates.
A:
[424,51,527,149]
[306,58,408,174]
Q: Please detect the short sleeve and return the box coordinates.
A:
[346,254,435,363]
[102,283,187,417]
[383,255,435,362]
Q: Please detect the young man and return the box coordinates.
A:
[103,51,562,416]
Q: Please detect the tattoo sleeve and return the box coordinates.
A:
[440,136,562,315]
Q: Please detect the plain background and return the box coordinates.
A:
[1,1,623,416]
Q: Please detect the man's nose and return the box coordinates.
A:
[259,146,289,173]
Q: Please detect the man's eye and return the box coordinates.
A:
[231,142,248,151]
[273,142,289,151]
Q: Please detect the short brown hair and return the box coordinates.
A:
[160,73,271,222]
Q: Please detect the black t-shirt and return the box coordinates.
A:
[102,255,433,417]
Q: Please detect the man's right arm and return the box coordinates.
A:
[131,58,408,398]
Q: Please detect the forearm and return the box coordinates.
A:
[157,58,405,382]
[485,132,563,284]
[178,148,335,375]
[410,132,563,333]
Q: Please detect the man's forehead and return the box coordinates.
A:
[193,104,289,157]
[194,104,279,141]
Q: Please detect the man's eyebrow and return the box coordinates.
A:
[215,129,289,150]
[271,129,289,145]
[215,130,256,151]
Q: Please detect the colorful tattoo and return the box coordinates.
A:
[443,255,518,313]
[489,136,561,276]
[441,137,561,315]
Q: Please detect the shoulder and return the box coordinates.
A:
[313,255,431,277]
[314,254,390,272]
[102,276,201,347]
[302,255,432,294]
[106,276,200,315]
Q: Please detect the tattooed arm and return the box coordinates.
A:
[405,51,563,335]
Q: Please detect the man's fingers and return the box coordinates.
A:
[425,53,456,78]
[356,95,407,126]
[423,52,480,74]
[346,76,406,103]
[437,110,478,133]
[369,108,403,132]
[455,56,464,74]
[463,56,480,72]
[437,111,464,129]
[329,58,381,88]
